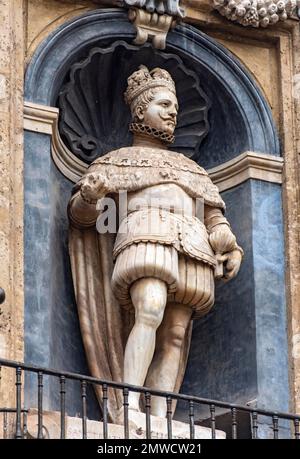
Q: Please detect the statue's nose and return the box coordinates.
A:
[169,108,177,118]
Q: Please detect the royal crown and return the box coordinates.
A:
[124,65,176,106]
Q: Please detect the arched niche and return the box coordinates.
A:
[25,9,279,167]
[24,8,289,432]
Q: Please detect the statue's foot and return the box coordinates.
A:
[127,407,147,431]
[115,405,141,426]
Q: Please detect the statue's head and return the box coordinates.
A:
[124,66,178,143]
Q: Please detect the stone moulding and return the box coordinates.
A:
[23,102,58,135]
[24,102,283,192]
[52,118,88,183]
[209,150,284,191]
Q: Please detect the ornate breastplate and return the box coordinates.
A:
[113,208,216,267]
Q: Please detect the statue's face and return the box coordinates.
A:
[138,88,178,135]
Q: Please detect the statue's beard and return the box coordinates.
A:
[129,122,175,145]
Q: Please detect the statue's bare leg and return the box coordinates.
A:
[124,277,168,411]
[145,303,193,417]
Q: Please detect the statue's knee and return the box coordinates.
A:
[135,294,166,328]
[136,309,163,328]
[169,325,186,349]
[131,278,167,328]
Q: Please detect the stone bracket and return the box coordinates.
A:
[128,8,176,49]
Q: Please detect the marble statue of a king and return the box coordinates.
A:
[68,65,243,422]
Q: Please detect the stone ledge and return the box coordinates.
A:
[23,409,225,439]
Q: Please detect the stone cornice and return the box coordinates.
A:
[24,102,283,190]
[209,151,283,192]
[24,102,58,135]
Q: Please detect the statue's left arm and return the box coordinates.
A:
[204,205,243,281]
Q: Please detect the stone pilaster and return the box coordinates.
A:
[0,0,25,407]
[289,24,300,415]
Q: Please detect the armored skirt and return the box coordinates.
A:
[111,209,216,319]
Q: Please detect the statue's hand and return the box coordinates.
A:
[80,172,108,204]
[220,248,243,282]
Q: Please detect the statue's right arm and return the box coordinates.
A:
[68,171,109,228]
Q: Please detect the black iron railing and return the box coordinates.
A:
[0,358,299,439]
[0,408,28,439]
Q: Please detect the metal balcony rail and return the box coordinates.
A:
[0,358,299,440]
[0,408,28,439]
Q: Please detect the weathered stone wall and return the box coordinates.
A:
[0,0,25,408]
[26,0,94,62]
[286,23,300,415]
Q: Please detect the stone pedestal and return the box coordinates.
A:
[24,409,225,439]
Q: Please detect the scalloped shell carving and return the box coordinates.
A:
[58,41,210,164]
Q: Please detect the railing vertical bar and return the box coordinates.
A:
[145,392,151,440]
[60,376,66,439]
[189,400,195,440]
[294,418,300,439]
[15,367,22,439]
[251,411,258,439]
[37,372,43,439]
[102,384,108,440]
[3,411,7,439]
[23,411,28,439]
[231,407,237,439]
[272,415,279,439]
[166,396,172,440]
[81,380,87,439]
[123,388,129,439]
[210,404,216,439]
